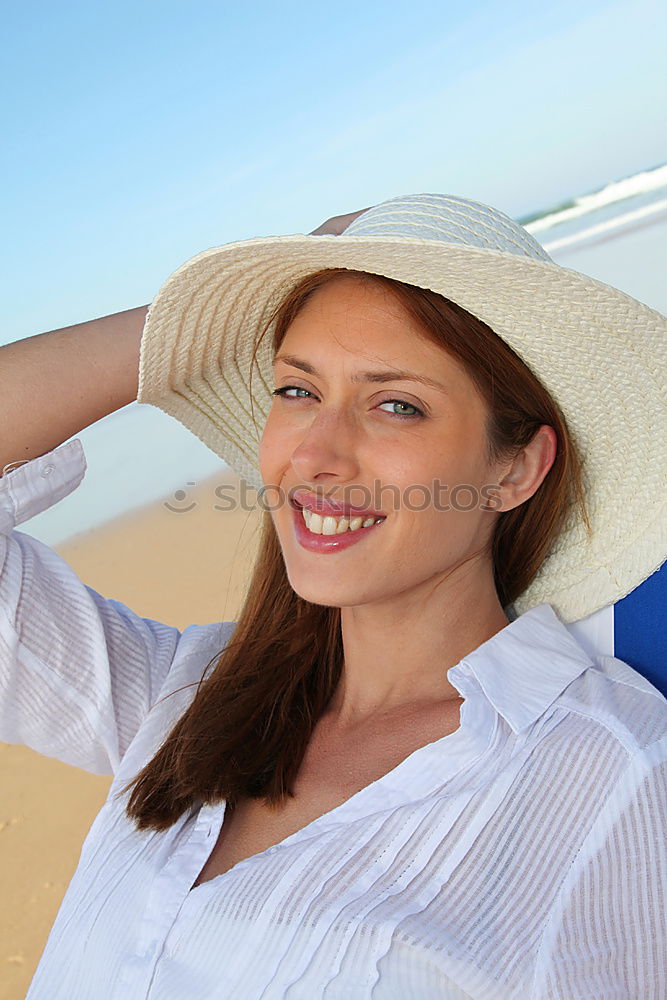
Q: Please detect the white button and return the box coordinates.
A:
[41,464,56,478]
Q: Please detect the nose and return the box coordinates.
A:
[289,409,360,485]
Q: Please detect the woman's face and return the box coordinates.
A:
[258,274,509,610]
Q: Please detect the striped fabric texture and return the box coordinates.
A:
[1,440,666,1000]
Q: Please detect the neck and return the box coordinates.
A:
[328,564,508,727]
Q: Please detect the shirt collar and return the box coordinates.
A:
[451,604,594,734]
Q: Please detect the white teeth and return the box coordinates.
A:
[301,507,384,536]
[309,512,323,533]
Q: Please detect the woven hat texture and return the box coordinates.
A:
[137,193,667,623]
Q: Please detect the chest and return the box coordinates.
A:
[191,699,463,888]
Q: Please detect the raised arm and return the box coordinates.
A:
[0,305,147,473]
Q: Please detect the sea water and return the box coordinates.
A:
[19,165,667,546]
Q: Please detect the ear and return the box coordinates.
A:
[495,425,557,513]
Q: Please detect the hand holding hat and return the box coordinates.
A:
[309,207,374,236]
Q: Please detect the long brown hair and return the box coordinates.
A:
[124,268,588,831]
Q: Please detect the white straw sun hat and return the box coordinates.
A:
[137,193,667,624]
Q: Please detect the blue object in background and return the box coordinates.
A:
[615,562,667,697]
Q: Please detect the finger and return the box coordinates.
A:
[309,207,374,236]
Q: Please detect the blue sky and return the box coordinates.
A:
[2,0,665,339]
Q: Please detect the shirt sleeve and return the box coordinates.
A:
[0,439,184,776]
[531,736,667,999]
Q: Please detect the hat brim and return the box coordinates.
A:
[138,233,667,624]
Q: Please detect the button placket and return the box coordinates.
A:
[113,803,225,998]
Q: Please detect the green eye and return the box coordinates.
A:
[272,386,313,399]
[378,399,423,418]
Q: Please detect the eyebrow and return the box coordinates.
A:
[272,354,448,394]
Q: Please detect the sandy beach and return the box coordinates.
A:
[0,471,262,1000]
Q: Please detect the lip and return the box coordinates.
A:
[290,488,385,519]
[291,503,385,553]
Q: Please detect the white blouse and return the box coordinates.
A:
[1,439,666,1000]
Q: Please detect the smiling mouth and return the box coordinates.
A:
[292,500,386,536]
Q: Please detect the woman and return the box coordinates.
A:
[1,194,665,998]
